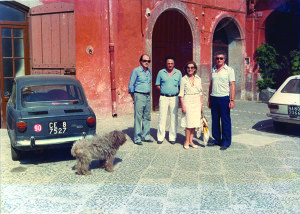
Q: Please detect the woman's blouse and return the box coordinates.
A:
[178,74,202,97]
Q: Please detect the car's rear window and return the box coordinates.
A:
[22,85,84,107]
[281,79,300,94]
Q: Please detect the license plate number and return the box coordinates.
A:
[49,121,67,134]
[288,106,300,116]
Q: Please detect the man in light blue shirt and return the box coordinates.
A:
[156,56,182,144]
[128,54,152,145]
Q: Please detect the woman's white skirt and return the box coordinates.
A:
[181,94,201,128]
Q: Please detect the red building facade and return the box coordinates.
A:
[0,0,291,127]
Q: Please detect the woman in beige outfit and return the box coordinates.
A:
[179,61,203,149]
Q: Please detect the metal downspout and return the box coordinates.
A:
[108,0,117,117]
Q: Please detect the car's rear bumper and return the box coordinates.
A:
[14,134,94,148]
[267,113,300,124]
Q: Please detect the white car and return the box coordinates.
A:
[267,75,300,132]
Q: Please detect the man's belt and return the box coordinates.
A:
[160,93,178,97]
[135,91,150,95]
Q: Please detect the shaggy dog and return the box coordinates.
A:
[71,130,126,175]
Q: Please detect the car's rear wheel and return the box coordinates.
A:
[273,120,286,132]
[11,145,22,161]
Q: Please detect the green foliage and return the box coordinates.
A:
[282,50,300,76]
[257,78,275,91]
[255,43,281,91]
[256,43,300,91]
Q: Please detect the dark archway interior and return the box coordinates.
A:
[152,10,193,110]
[265,0,300,55]
[213,21,229,66]
[265,0,300,87]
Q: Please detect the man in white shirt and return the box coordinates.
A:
[207,51,235,150]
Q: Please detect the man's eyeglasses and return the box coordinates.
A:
[142,60,151,63]
[187,67,194,69]
[216,57,224,60]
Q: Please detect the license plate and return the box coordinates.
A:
[49,121,67,134]
[288,106,300,116]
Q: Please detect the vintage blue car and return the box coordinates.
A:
[6,75,96,161]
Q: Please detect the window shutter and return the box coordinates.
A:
[30,3,75,75]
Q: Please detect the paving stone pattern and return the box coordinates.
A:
[1,101,299,214]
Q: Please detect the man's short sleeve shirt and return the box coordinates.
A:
[128,66,151,93]
[210,64,235,97]
[155,68,182,95]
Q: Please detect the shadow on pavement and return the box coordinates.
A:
[122,127,158,142]
[19,146,74,165]
[122,127,188,146]
[122,127,134,142]
[70,157,123,174]
[252,119,300,137]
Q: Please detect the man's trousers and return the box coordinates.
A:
[134,93,151,143]
[157,96,179,142]
[210,96,232,147]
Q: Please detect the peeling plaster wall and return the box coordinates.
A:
[73,0,112,118]
[185,2,246,102]
[25,0,265,118]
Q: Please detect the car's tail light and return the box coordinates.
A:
[268,104,279,110]
[87,117,96,127]
[17,121,27,132]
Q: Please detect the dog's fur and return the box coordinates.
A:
[71,130,126,175]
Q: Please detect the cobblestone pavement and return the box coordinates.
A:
[1,101,299,214]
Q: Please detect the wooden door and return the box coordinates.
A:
[152,10,193,110]
[30,3,76,75]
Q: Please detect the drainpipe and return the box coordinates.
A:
[108,0,117,117]
[141,0,144,37]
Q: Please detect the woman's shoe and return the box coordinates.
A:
[190,144,199,148]
[183,142,189,149]
[189,142,198,148]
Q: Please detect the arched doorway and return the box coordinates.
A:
[212,17,244,99]
[152,10,193,110]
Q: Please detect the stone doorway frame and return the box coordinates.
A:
[211,14,246,100]
[145,0,201,92]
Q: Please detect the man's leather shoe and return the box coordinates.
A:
[169,141,176,144]
[134,141,143,145]
[142,139,153,142]
[157,141,163,144]
[220,146,228,150]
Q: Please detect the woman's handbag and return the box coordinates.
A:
[196,113,210,146]
[202,114,209,146]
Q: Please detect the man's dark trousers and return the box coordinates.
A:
[210,96,231,147]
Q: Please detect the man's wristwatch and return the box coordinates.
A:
[230,99,234,102]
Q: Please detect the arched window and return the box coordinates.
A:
[0,3,26,22]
